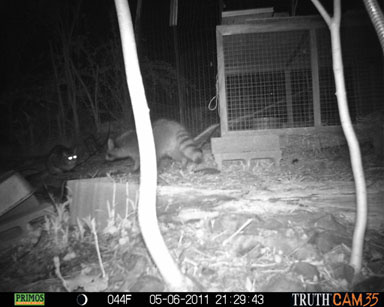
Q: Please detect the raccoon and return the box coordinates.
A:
[46,145,78,175]
[105,130,140,170]
[105,119,203,171]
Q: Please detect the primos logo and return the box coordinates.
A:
[14,293,45,306]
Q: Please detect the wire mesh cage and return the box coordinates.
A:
[217,13,384,136]
[139,0,219,136]
[318,25,384,126]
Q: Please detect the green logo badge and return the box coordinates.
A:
[14,293,45,306]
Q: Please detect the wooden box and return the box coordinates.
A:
[211,135,281,169]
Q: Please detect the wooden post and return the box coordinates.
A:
[173,26,185,124]
[310,28,321,127]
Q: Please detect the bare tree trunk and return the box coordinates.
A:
[134,0,142,53]
[311,0,367,273]
[113,0,198,291]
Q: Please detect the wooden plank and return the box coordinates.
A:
[310,28,321,127]
[212,135,280,153]
[0,199,52,233]
[224,61,311,74]
[159,182,382,231]
[216,27,228,136]
[214,151,281,168]
[222,12,274,25]
[67,178,140,229]
[217,12,369,36]
[221,125,344,137]
[0,171,35,218]
[0,199,53,247]
[267,125,342,135]
[245,184,384,230]
[211,135,282,169]
[217,17,326,35]
[222,8,273,18]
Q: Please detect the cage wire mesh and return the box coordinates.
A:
[138,0,219,136]
[347,24,384,118]
[139,1,180,123]
[223,30,312,131]
[177,22,219,135]
[175,0,219,135]
[220,18,383,133]
[318,25,384,126]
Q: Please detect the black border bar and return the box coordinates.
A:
[1,292,383,307]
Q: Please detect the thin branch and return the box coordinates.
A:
[313,0,367,274]
[311,0,332,26]
[333,0,341,26]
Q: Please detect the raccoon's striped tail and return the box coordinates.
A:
[177,130,203,163]
[193,123,220,149]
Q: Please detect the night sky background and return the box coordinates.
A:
[0,0,369,158]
